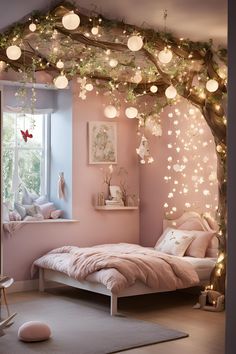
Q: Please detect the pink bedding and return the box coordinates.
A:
[32,243,200,294]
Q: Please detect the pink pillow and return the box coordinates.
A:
[18,321,51,342]
[184,230,215,258]
[38,203,56,219]
[51,209,63,219]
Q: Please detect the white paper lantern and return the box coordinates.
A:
[91,27,99,35]
[56,60,64,69]
[104,105,117,118]
[54,75,68,89]
[165,85,177,99]
[109,59,118,68]
[62,12,80,30]
[125,107,138,119]
[206,79,219,93]
[29,23,37,32]
[132,71,142,83]
[85,83,94,91]
[6,45,22,60]
[150,85,158,93]
[127,35,143,51]
[158,48,173,64]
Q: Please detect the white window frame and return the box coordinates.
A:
[2,111,51,202]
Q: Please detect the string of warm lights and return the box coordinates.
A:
[0,1,227,294]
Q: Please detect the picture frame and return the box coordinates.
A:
[88,121,117,164]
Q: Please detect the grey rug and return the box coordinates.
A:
[0,291,188,354]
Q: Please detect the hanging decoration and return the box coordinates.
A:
[6,45,21,60]
[127,35,143,51]
[136,135,154,164]
[20,129,33,142]
[62,11,80,30]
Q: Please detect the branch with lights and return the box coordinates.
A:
[0,1,227,294]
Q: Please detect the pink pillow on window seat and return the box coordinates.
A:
[51,210,63,219]
[38,203,56,219]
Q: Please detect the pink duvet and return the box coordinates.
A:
[32,243,199,294]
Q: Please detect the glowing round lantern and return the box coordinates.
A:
[165,85,177,99]
[125,107,138,119]
[29,23,37,32]
[62,12,80,30]
[158,48,173,64]
[206,79,219,92]
[54,75,68,89]
[6,45,22,60]
[104,105,117,118]
[127,36,143,51]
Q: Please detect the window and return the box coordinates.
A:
[3,112,49,208]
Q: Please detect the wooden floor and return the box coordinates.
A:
[4,288,225,354]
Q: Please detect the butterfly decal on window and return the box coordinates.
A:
[20,129,33,142]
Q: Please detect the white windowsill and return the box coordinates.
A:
[3,219,79,225]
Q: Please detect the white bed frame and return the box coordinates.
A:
[38,212,217,315]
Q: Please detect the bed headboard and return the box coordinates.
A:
[163,211,219,257]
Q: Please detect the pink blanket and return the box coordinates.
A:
[33,243,199,294]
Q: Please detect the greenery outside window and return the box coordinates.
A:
[3,112,49,208]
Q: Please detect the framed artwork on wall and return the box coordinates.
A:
[88,121,117,164]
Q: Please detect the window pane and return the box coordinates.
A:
[2,148,14,206]
[18,150,42,195]
[3,113,15,148]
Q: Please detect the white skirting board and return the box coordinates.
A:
[6,279,63,294]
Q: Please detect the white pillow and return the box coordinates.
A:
[22,186,38,205]
[155,228,195,256]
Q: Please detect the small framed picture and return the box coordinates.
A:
[88,121,117,164]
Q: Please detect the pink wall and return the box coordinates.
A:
[3,82,140,281]
[139,99,218,246]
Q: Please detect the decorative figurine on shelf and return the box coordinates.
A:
[193,287,225,312]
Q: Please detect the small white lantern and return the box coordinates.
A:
[125,107,138,119]
[85,83,94,91]
[104,105,117,118]
[54,74,68,89]
[206,79,219,93]
[150,85,158,93]
[109,59,118,68]
[6,45,22,60]
[91,26,99,35]
[132,71,142,83]
[127,35,143,51]
[29,23,37,32]
[56,59,64,69]
[62,11,80,30]
[158,48,173,64]
[165,85,177,99]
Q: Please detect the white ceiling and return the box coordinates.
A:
[0,0,227,45]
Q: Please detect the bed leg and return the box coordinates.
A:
[39,268,45,292]
[110,294,118,316]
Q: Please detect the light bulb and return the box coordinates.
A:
[165,85,177,99]
[91,27,99,35]
[125,107,138,119]
[85,83,94,91]
[150,85,158,93]
[104,105,117,118]
[127,35,143,51]
[62,11,80,30]
[206,79,219,92]
[109,59,118,68]
[54,74,68,89]
[56,60,64,69]
[6,45,22,60]
[29,23,37,32]
[158,48,173,64]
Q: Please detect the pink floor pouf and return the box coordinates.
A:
[18,321,51,342]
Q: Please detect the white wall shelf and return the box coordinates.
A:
[95,206,138,211]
